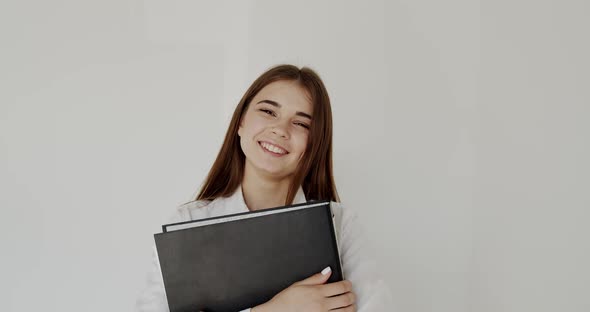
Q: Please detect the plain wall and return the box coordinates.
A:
[472,1,590,311]
[1,1,588,312]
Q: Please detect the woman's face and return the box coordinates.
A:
[238,80,313,180]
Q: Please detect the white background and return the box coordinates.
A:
[1,1,588,311]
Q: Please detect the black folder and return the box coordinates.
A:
[154,200,344,312]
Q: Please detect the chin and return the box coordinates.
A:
[246,155,296,178]
[255,164,293,179]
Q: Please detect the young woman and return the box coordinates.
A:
[136,65,393,311]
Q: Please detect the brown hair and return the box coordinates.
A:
[194,64,339,205]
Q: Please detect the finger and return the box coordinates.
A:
[325,291,356,310]
[318,279,353,297]
[293,266,332,286]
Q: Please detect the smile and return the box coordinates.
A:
[258,141,289,156]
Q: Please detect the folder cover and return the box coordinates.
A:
[154,200,344,312]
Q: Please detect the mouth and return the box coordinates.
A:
[258,141,289,156]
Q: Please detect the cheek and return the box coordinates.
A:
[293,133,309,155]
[241,117,264,138]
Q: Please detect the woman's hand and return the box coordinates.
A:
[252,266,356,312]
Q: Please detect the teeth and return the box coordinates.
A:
[261,142,287,154]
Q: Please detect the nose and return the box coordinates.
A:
[271,120,289,139]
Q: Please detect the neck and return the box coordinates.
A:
[241,164,293,211]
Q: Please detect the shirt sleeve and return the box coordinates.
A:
[135,245,170,312]
[135,206,192,312]
[336,202,396,311]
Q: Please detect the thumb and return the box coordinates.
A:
[295,266,332,286]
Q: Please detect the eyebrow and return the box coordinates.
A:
[256,100,313,120]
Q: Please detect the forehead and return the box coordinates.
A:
[253,80,312,112]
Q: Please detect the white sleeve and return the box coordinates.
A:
[135,206,193,312]
[135,245,170,312]
[337,202,396,311]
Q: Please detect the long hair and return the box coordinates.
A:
[195,64,339,205]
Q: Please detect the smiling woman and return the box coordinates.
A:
[136,64,394,312]
[237,80,314,206]
[193,65,339,212]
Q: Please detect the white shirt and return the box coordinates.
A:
[136,185,394,311]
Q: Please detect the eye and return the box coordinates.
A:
[295,122,310,129]
[259,109,276,116]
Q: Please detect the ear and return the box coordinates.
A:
[237,118,244,137]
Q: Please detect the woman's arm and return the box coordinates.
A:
[136,205,193,312]
[335,202,395,311]
[135,246,170,312]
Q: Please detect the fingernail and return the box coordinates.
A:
[321,266,331,275]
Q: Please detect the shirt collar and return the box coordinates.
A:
[226,183,307,213]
